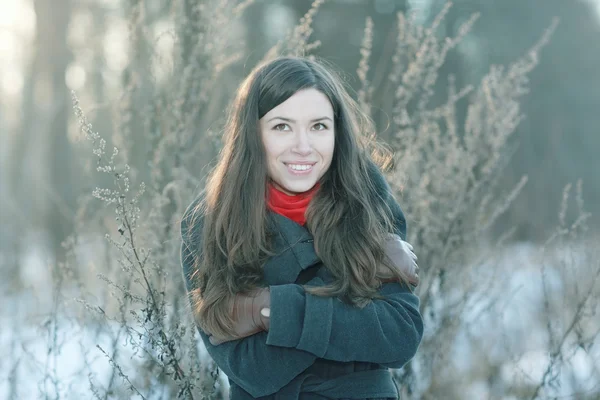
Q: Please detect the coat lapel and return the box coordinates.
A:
[261,212,321,285]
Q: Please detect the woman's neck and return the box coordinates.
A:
[266,181,320,226]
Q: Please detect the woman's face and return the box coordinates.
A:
[259,88,335,195]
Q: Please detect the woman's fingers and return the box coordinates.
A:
[382,237,420,287]
[401,240,418,262]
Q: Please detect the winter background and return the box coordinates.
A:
[1,0,599,399]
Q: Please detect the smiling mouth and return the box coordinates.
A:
[284,162,316,173]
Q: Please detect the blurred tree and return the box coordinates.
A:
[6,4,46,252]
[6,0,75,268]
[41,0,75,265]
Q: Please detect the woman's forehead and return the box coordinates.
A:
[261,89,333,121]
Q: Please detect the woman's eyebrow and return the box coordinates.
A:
[267,116,333,123]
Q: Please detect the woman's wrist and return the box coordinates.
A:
[251,287,271,331]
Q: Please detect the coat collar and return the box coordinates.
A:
[268,211,312,245]
[261,211,321,285]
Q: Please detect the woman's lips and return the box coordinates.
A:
[284,163,315,175]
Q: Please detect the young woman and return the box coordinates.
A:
[180,56,423,399]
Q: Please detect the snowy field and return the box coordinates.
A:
[1,238,598,399]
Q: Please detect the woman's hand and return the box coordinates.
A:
[208,287,271,346]
[378,234,419,287]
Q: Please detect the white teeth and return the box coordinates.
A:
[288,164,312,171]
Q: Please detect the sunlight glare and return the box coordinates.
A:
[66,63,87,90]
[104,18,129,72]
[1,66,24,96]
[0,0,36,36]
[0,0,35,101]
[0,30,19,63]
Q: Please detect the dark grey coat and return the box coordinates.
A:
[180,166,423,399]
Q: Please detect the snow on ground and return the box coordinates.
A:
[1,239,598,399]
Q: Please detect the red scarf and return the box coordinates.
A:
[266,181,320,226]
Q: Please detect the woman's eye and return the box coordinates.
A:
[273,123,289,131]
[313,123,328,130]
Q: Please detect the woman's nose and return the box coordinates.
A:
[292,130,312,154]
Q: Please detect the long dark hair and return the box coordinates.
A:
[183,56,411,338]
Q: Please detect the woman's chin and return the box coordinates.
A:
[278,180,318,195]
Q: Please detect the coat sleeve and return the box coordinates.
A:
[180,204,317,398]
[264,279,423,368]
